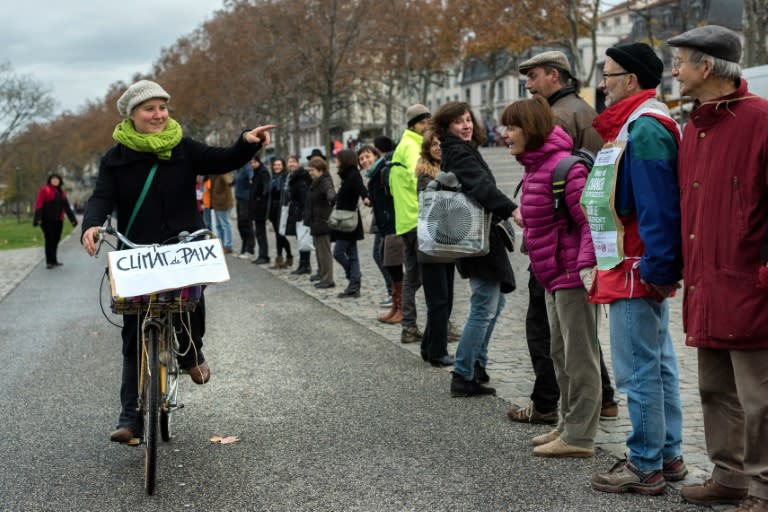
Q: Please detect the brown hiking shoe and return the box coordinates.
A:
[591,459,666,495]
[681,479,748,506]
[662,456,688,481]
[600,401,619,420]
[507,402,558,425]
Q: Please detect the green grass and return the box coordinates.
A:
[0,215,75,250]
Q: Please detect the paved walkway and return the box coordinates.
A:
[1,148,720,499]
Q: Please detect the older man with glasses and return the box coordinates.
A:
[585,43,686,496]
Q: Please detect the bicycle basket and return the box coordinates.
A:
[110,286,202,315]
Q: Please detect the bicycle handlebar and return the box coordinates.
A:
[94,216,214,256]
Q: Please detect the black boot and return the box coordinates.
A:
[291,251,312,275]
[450,372,496,397]
[474,362,490,383]
[338,279,360,298]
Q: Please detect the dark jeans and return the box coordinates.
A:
[372,232,393,295]
[236,199,254,254]
[333,239,361,285]
[41,220,63,264]
[118,293,206,433]
[254,219,269,259]
[269,218,292,258]
[526,271,615,413]
[420,262,455,360]
[400,230,422,328]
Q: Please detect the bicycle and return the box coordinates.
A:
[95,215,221,495]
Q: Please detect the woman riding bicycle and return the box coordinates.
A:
[81,79,274,444]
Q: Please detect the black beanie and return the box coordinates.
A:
[606,43,663,89]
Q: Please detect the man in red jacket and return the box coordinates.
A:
[668,25,768,510]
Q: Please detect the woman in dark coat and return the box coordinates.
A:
[268,157,292,268]
[331,149,370,298]
[305,158,336,288]
[80,79,273,444]
[286,155,313,274]
[33,173,77,268]
[249,155,271,264]
[431,101,517,397]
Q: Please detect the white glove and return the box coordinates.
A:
[580,267,595,291]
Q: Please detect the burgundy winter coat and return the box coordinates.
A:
[518,125,596,293]
[679,79,768,349]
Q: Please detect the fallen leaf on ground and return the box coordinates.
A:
[210,434,240,445]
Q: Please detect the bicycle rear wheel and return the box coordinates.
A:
[143,326,160,495]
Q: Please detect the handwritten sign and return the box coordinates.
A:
[108,239,230,298]
[580,143,626,270]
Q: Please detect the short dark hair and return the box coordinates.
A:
[430,102,487,147]
[357,144,381,160]
[499,96,554,152]
[307,158,328,175]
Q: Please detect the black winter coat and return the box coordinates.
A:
[268,172,287,227]
[83,135,261,244]
[305,174,335,236]
[285,167,311,236]
[438,135,517,293]
[331,165,368,242]
[249,166,271,222]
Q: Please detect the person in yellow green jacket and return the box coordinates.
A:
[390,104,430,344]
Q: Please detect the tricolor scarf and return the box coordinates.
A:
[593,89,680,144]
[112,118,183,160]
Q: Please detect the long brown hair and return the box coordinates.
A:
[415,130,441,178]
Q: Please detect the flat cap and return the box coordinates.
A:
[667,25,741,63]
[519,51,572,76]
[117,80,170,118]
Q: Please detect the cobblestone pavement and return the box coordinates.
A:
[1,148,722,502]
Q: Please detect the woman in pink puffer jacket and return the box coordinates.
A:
[500,96,601,459]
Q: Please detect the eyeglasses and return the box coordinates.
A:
[602,72,630,79]
[671,57,687,69]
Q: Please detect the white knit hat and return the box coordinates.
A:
[117,80,171,117]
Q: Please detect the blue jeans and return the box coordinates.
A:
[214,208,233,249]
[453,278,506,380]
[609,298,683,472]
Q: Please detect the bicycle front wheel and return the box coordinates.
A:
[143,325,160,495]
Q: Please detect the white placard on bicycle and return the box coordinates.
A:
[108,238,230,298]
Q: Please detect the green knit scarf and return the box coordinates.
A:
[112,118,183,160]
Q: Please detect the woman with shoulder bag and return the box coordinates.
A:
[331,149,370,298]
[432,102,518,397]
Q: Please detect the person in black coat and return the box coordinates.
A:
[305,158,336,288]
[286,155,313,274]
[249,156,271,264]
[431,101,517,397]
[80,79,273,444]
[268,158,293,268]
[331,149,370,298]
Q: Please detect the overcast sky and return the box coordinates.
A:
[1,0,224,115]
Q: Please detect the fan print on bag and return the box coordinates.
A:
[417,172,492,258]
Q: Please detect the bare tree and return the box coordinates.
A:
[0,62,55,175]
[743,0,768,66]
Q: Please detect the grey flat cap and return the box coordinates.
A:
[667,25,741,63]
[519,51,572,76]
